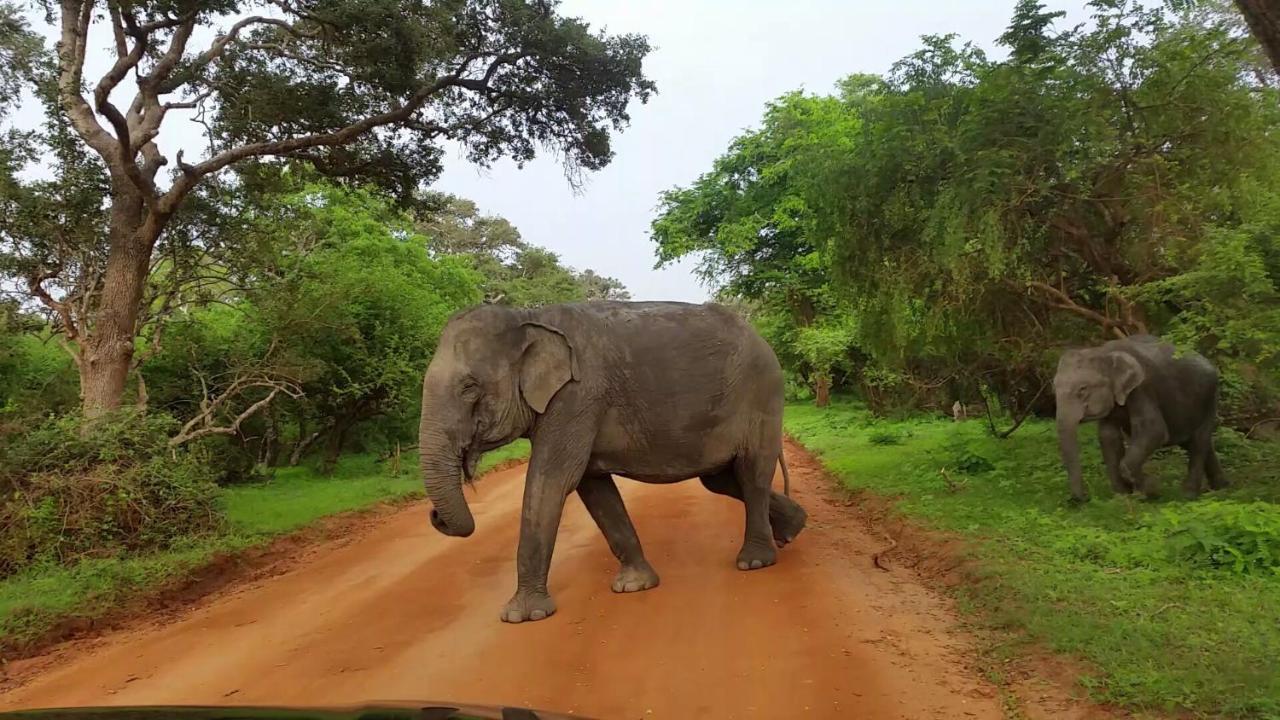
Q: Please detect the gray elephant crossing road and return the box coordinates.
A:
[418,301,808,623]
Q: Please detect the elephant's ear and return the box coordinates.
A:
[1108,352,1145,406]
[519,322,580,414]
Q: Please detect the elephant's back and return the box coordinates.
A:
[544,300,782,403]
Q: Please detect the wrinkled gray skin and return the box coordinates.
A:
[420,301,808,623]
[1054,334,1225,503]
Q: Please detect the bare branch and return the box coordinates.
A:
[163,89,214,112]
[108,4,128,58]
[57,337,84,368]
[95,9,147,113]
[1023,280,1128,339]
[142,12,198,91]
[169,376,303,447]
[159,16,301,93]
[27,269,79,340]
[56,0,118,159]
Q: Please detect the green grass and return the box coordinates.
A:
[785,401,1280,719]
[0,440,530,654]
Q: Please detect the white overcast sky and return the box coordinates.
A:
[14,1,1105,302]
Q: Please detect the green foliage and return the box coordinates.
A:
[1,0,654,422]
[941,438,996,474]
[416,191,629,306]
[867,429,905,446]
[786,402,1280,717]
[0,313,76,429]
[0,439,530,651]
[654,0,1280,425]
[1158,501,1280,575]
[0,412,224,578]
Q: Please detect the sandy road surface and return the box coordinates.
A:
[2,442,1009,719]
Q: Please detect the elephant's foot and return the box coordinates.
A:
[736,541,777,571]
[1108,477,1135,495]
[770,498,807,547]
[500,589,557,623]
[611,563,660,593]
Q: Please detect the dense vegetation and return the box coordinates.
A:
[657,4,1280,716]
[0,0,653,419]
[786,403,1280,717]
[0,439,529,653]
[654,0,1280,428]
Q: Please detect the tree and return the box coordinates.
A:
[1,0,652,417]
[1235,0,1280,72]
[654,0,1280,423]
[145,182,482,470]
[651,90,859,404]
[415,190,628,305]
[575,268,630,300]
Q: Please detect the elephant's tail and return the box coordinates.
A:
[779,452,791,497]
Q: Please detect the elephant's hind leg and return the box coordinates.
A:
[577,474,659,593]
[1192,420,1228,492]
[700,472,807,546]
[709,450,779,571]
[1206,444,1227,490]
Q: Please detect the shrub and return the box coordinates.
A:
[1158,501,1280,576]
[868,429,904,446]
[941,438,995,474]
[0,411,224,577]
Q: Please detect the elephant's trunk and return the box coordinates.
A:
[1056,410,1087,502]
[419,393,475,538]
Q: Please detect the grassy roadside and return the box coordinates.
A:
[0,440,530,655]
[784,401,1280,719]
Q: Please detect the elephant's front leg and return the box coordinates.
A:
[1098,420,1131,494]
[502,432,593,624]
[577,474,659,593]
[1122,405,1169,500]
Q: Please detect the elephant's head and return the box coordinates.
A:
[1052,348,1145,500]
[418,305,578,537]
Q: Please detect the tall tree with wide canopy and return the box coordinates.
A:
[1,0,652,417]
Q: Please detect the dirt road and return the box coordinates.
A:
[2,442,1010,719]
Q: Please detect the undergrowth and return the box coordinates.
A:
[0,439,530,654]
[785,400,1280,719]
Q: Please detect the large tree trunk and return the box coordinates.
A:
[79,189,159,419]
[320,418,352,474]
[814,373,831,408]
[1237,0,1280,75]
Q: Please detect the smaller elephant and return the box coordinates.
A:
[1054,334,1225,502]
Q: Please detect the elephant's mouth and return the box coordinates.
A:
[462,445,480,483]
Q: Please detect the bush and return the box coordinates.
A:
[868,429,904,446]
[1158,501,1280,576]
[0,411,224,578]
[941,438,995,474]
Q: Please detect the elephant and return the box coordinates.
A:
[1053,334,1225,502]
[418,301,808,623]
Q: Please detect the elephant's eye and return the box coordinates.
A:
[460,378,480,401]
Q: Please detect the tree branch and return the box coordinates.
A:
[168,375,303,447]
[27,269,79,340]
[159,16,301,93]
[162,77,455,209]
[1022,280,1128,339]
[56,0,118,159]
[141,12,197,92]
